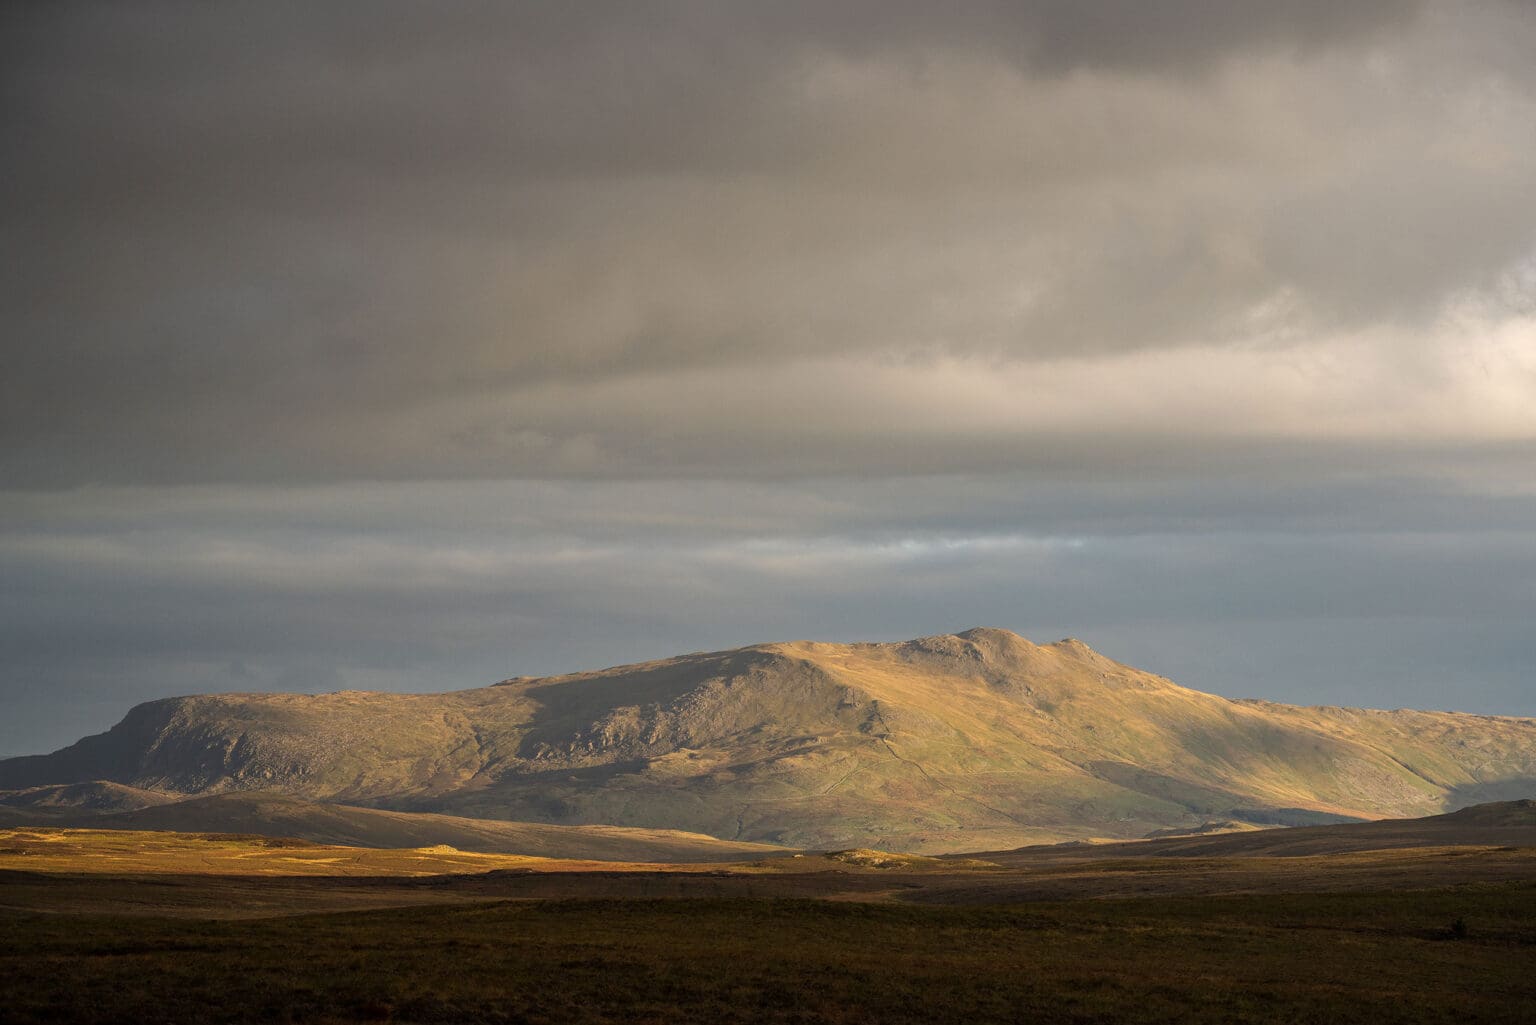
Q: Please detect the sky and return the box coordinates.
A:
[3,1,1535,757]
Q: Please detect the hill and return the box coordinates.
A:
[0,780,177,813]
[2,628,1533,851]
[983,797,1536,863]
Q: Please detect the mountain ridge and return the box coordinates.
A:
[4,628,1533,852]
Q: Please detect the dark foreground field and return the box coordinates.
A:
[5,818,1536,1024]
[4,882,1535,1024]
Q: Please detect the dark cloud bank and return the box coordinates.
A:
[3,2,1534,755]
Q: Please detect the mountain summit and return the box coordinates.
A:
[3,629,1533,852]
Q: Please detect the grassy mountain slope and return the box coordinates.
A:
[3,628,1533,851]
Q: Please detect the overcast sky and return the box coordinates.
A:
[3,1,1535,757]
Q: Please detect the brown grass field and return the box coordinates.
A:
[3,826,1536,1023]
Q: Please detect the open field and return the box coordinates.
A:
[7,822,1536,912]
[5,817,1536,1023]
[0,792,796,862]
[0,827,572,878]
[4,886,1535,1024]
[0,826,796,879]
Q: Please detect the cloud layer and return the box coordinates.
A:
[3,2,1535,754]
[5,1,1533,483]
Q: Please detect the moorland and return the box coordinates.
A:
[4,802,1536,1023]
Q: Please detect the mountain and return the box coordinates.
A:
[3,628,1534,852]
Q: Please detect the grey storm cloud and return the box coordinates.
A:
[5,0,1533,484]
[3,3,1536,755]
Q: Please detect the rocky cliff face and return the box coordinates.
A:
[5,628,1534,852]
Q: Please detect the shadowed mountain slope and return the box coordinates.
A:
[970,799,1536,864]
[3,629,1533,852]
[0,781,179,826]
[0,780,178,812]
[1133,797,1536,857]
